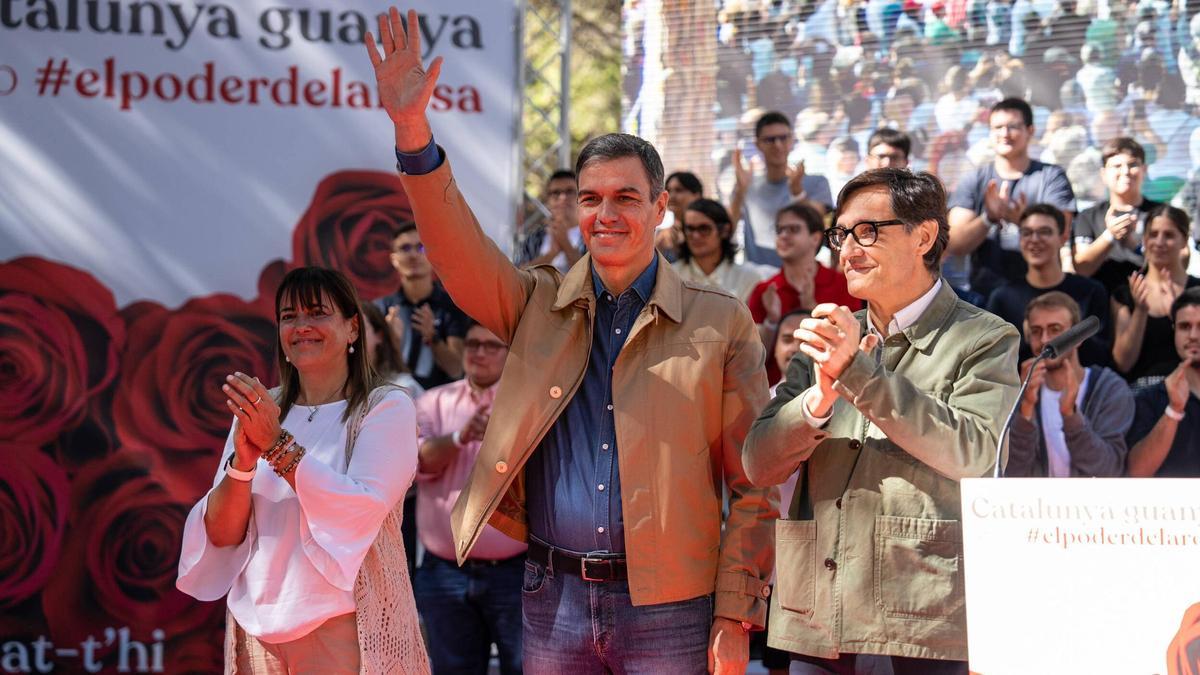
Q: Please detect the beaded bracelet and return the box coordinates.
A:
[274,445,307,477]
[262,430,294,463]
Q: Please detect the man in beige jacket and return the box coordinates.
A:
[745,169,1020,673]
[365,9,775,674]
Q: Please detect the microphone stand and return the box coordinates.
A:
[992,349,1050,479]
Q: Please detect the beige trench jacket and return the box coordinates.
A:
[744,281,1019,660]
[399,158,778,626]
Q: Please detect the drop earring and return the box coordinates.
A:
[348,344,355,354]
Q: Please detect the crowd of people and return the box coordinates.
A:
[174,5,1200,674]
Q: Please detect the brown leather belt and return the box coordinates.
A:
[527,539,628,582]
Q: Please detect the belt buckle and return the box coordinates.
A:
[580,556,611,582]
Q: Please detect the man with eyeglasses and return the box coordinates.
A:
[516,169,585,273]
[377,221,470,390]
[414,321,526,674]
[946,98,1077,298]
[745,168,1020,674]
[863,128,911,170]
[986,204,1112,367]
[730,110,834,267]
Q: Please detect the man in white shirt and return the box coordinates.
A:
[1005,292,1133,477]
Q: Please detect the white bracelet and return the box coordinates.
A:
[225,456,257,482]
[1165,405,1185,421]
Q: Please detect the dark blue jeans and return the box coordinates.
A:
[415,553,524,675]
[521,558,712,674]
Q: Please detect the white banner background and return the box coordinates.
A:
[962,478,1200,674]
[0,0,521,306]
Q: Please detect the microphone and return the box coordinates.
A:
[992,315,1100,478]
[1040,315,1101,360]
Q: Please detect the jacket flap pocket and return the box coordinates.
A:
[775,519,817,615]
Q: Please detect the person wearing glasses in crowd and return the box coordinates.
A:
[377,221,470,391]
[671,198,769,301]
[365,11,775,674]
[745,168,1019,674]
[516,169,584,273]
[863,128,911,170]
[177,267,428,673]
[414,321,526,674]
[747,201,859,382]
[655,171,704,260]
[945,98,1077,298]
[731,110,835,266]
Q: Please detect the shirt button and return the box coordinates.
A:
[824,558,837,571]
[607,404,614,411]
[835,498,843,509]
[601,443,609,450]
[761,585,772,598]
[849,439,862,450]
[615,328,622,334]
[495,461,508,474]
[607,294,614,301]
[597,527,605,534]
[549,386,563,399]
[598,484,605,491]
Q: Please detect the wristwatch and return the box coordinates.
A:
[225,456,257,482]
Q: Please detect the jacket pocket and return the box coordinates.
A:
[775,519,817,615]
[873,515,964,620]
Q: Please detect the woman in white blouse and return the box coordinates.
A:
[177,267,429,674]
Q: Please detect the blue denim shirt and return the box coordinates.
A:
[525,257,659,554]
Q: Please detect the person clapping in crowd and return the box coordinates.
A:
[986,204,1112,366]
[1126,287,1200,477]
[946,98,1078,297]
[747,201,858,382]
[1072,138,1163,290]
[377,222,470,390]
[731,110,834,266]
[414,322,525,674]
[655,171,703,260]
[177,267,428,673]
[671,197,769,301]
[1006,292,1133,477]
[1111,206,1200,386]
[516,169,584,273]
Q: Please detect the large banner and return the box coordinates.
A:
[962,478,1200,674]
[0,2,519,671]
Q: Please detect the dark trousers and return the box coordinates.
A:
[414,552,524,675]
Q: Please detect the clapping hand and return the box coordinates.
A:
[223,372,281,452]
[411,304,437,344]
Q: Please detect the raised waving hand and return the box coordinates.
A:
[364,7,444,150]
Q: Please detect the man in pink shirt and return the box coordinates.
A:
[414,321,524,674]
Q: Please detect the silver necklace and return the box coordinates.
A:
[307,405,319,422]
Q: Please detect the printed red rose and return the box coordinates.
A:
[0,445,69,609]
[292,170,411,300]
[1168,602,1200,675]
[113,294,277,502]
[0,257,125,445]
[41,451,219,659]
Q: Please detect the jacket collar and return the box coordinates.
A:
[899,278,960,352]
[551,251,683,323]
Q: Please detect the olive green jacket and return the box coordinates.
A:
[744,281,1019,660]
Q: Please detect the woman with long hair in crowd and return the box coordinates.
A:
[360,301,424,399]
[177,266,429,674]
[671,197,767,301]
[1112,205,1200,388]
